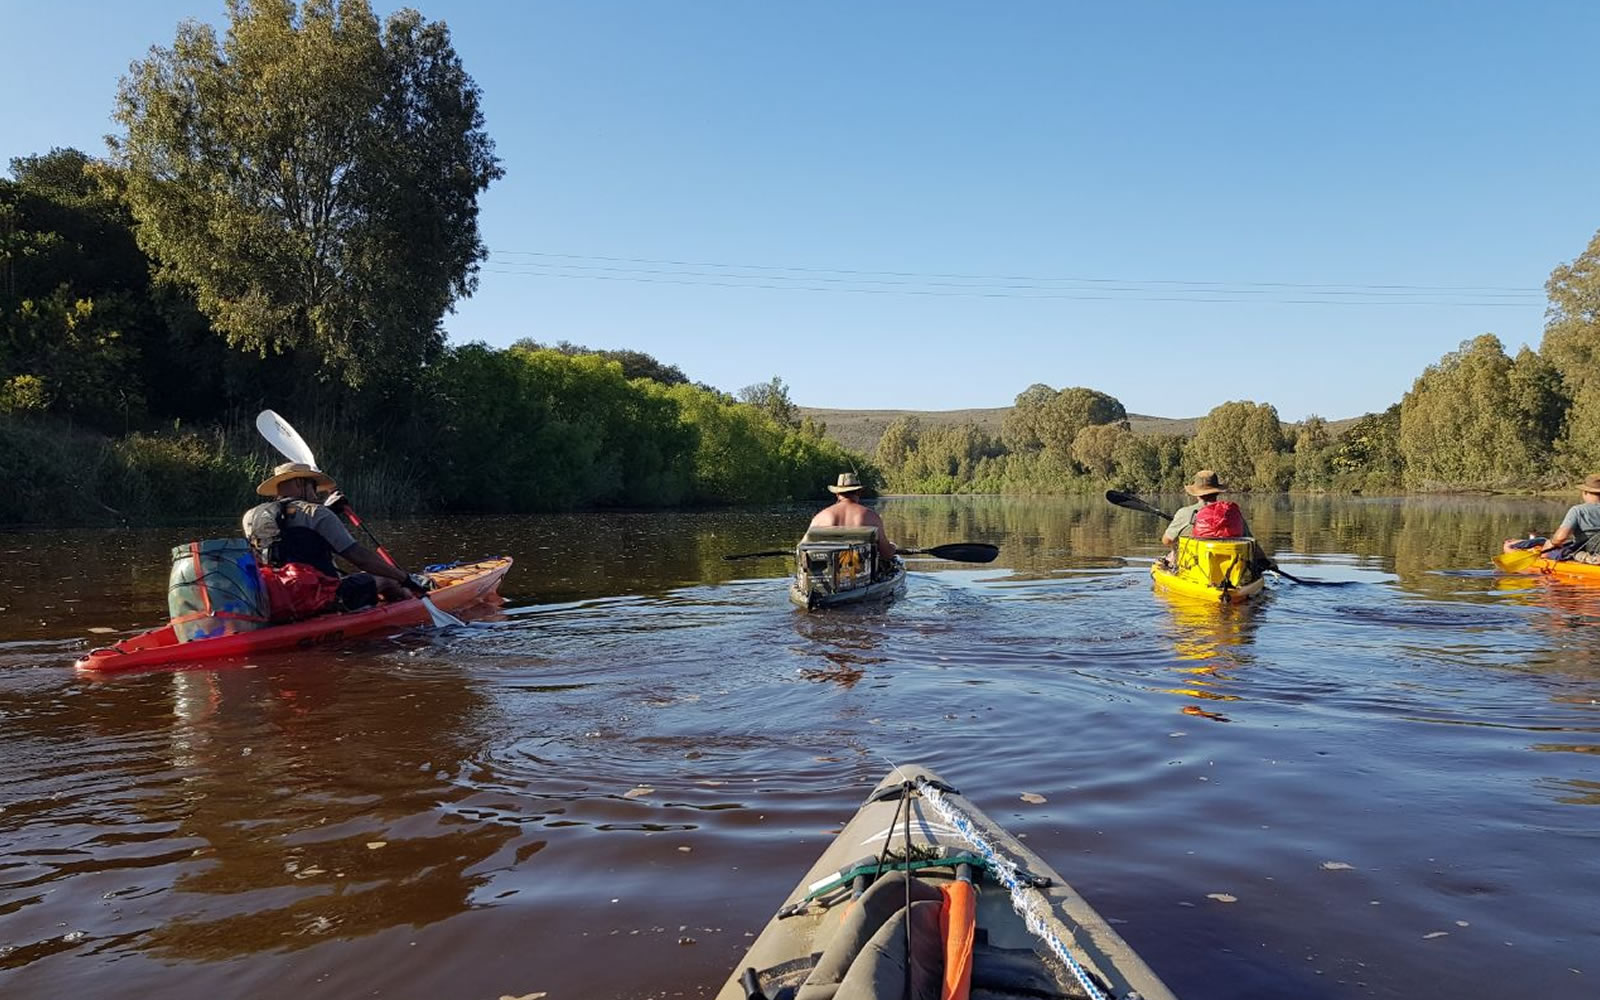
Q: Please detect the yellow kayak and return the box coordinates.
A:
[1151,535,1265,604]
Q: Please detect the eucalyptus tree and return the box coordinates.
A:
[1399,334,1562,489]
[1186,400,1288,490]
[111,0,502,390]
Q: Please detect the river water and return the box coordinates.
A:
[1,495,1596,999]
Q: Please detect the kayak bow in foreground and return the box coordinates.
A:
[720,763,1177,1000]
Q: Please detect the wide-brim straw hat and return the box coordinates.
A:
[827,472,865,494]
[1184,469,1227,498]
[1578,474,1600,494]
[256,461,336,497]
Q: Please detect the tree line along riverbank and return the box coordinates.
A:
[5,1,1600,525]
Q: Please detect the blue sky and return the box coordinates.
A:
[4,1,1596,420]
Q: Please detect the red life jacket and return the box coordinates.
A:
[1192,501,1245,539]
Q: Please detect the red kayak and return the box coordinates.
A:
[75,557,512,675]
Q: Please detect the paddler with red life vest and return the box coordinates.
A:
[243,462,430,621]
[1160,470,1255,568]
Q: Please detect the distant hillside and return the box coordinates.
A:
[798,406,1355,457]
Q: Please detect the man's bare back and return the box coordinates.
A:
[811,496,895,563]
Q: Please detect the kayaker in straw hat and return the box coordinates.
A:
[810,472,897,566]
[1501,474,1600,563]
[1160,470,1256,567]
[243,462,427,620]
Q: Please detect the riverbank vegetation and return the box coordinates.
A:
[5,0,1600,525]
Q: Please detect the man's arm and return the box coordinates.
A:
[338,542,410,585]
[1161,506,1191,546]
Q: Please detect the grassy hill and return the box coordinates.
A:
[798,406,1355,457]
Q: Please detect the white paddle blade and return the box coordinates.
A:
[255,409,317,467]
[422,597,464,628]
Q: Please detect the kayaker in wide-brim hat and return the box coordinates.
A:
[1183,470,1227,498]
[811,472,896,565]
[1501,472,1600,561]
[243,462,428,621]
[1161,470,1255,565]
[255,461,336,497]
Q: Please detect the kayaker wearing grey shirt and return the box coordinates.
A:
[1162,471,1253,544]
[1506,474,1600,563]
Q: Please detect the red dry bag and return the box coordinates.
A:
[258,562,341,621]
[1192,501,1245,539]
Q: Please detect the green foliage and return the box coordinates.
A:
[1555,385,1600,477]
[1001,385,1126,466]
[737,375,799,428]
[1541,228,1600,398]
[1071,422,1132,478]
[878,421,1005,493]
[1186,401,1288,490]
[0,415,260,524]
[425,344,695,511]
[659,380,868,504]
[111,0,501,389]
[1329,405,1403,491]
[1292,415,1334,492]
[2,148,234,426]
[1399,334,1561,490]
[511,338,690,385]
[1111,433,1188,493]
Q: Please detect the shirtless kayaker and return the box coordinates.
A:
[809,472,897,566]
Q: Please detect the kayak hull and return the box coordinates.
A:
[789,562,906,609]
[718,763,1177,1000]
[1151,561,1265,604]
[1516,555,1600,582]
[75,557,512,675]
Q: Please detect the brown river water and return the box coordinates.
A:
[1,495,1597,999]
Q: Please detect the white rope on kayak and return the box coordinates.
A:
[915,777,1113,1000]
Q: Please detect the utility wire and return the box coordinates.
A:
[490,249,1544,296]
[484,263,1540,307]
[487,257,1541,301]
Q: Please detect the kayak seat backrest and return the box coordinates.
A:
[1174,535,1260,588]
[795,870,944,1000]
[796,527,879,593]
[800,526,879,545]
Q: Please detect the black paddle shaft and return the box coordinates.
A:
[1103,490,1355,586]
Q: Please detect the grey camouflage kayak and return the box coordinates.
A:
[718,764,1177,1000]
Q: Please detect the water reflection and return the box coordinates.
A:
[1152,589,1261,722]
[790,612,890,687]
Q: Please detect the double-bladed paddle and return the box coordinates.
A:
[1492,545,1545,573]
[1103,489,1354,587]
[255,410,464,628]
[723,542,999,563]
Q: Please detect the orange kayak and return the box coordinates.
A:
[1508,553,1600,582]
[75,557,512,675]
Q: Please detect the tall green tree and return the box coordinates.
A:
[1291,415,1334,491]
[1540,228,1600,398]
[738,375,799,427]
[1329,405,1403,490]
[111,0,502,390]
[1186,400,1287,490]
[1398,334,1560,489]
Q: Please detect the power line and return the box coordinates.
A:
[489,249,1544,297]
[482,264,1539,307]
[487,256,1542,301]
